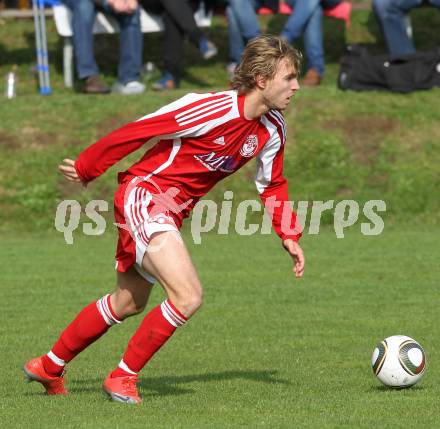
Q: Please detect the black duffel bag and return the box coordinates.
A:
[338,44,440,93]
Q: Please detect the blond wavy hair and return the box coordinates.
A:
[231,35,302,94]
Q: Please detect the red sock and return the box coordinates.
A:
[42,294,121,376]
[111,299,187,377]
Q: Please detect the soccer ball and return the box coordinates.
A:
[371,335,426,388]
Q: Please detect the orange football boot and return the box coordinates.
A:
[102,374,141,404]
[23,356,67,395]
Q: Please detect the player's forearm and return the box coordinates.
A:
[271,207,302,242]
[259,180,302,242]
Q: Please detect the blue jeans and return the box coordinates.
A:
[281,0,341,75]
[226,0,261,64]
[62,0,143,83]
[373,0,440,55]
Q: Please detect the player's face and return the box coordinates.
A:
[262,58,299,110]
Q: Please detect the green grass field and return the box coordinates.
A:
[1,227,439,428]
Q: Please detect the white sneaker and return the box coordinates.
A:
[112,81,146,95]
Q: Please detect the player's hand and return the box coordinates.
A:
[58,159,86,187]
[282,239,305,278]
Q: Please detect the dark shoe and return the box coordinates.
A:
[152,73,177,91]
[83,75,110,94]
[302,68,322,86]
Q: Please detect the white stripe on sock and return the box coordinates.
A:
[160,301,186,327]
[163,300,186,325]
[47,350,65,367]
[118,359,137,375]
[96,294,121,326]
[102,294,121,324]
[160,302,179,327]
[97,298,113,326]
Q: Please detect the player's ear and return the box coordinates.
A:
[255,74,266,90]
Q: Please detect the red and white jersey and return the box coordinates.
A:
[75,90,301,241]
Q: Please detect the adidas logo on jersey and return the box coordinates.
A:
[213,136,225,145]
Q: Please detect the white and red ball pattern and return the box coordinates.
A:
[371,335,426,388]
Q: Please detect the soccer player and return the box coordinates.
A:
[23,35,305,404]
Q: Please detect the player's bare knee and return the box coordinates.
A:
[172,286,203,316]
[111,293,146,319]
[188,288,203,313]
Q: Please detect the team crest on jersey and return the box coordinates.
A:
[240,135,258,157]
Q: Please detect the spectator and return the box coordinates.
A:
[141,0,218,90]
[225,0,261,80]
[373,0,440,55]
[281,0,342,86]
[62,0,145,94]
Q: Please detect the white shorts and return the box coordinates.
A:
[114,182,181,284]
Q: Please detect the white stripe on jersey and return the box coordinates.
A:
[175,95,232,121]
[268,109,285,126]
[136,91,235,122]
[142,138,182,182]
[177,101,235,126]
[255,115,283,194]
[267,110,286,144]
[135,91,240,142]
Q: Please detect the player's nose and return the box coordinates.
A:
[291,78,300,91]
